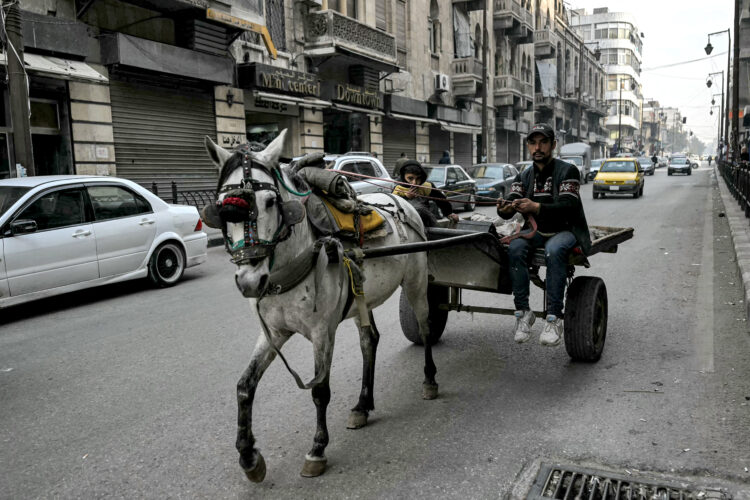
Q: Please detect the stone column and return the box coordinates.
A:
[369,116,382,159]
[69,81,116,176]
[214,86,245,149]
[415,122,429,163]
[300,107,324,154]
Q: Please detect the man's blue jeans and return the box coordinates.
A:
[508,231,577,317]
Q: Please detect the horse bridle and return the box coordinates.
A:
[205,145,307,267]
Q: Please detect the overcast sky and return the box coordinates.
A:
[567,0,734,146]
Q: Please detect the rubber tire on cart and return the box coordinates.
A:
[399,285,449,345]
[464,192,476,212]
[148,242,186,288]
[563,276,607,362]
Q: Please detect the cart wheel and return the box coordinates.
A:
[563,276,607,362]
[399,285,449,345]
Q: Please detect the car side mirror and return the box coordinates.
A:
[10,219,38,235]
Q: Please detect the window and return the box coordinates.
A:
[265,0,286,51]
[429,0,441,54]
[340,161,377,177]
[18,188,86,231]
[446,168,459,184]
[30,99,59,132]
[376,0,387,30]
[88,185,151,221]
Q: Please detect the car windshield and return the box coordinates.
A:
[600,161,636,173]
[638,158,652,165]
[424,167,445,183]
[561,156,583,166]
[591,160,603,168]
[0,186,31,215]
[467,165,503,180]
[672,157,687,164]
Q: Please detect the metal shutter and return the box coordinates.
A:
[429,124,450,163]
[376,0,386,30]
[382,117,416,175]
[109,79,217,193]
[454,133,473,168]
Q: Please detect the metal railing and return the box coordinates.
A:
[719,160,750,218]
[151,181,216,209]
[451,57,483,76]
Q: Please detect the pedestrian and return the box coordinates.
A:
[394,152,409,177]
[708,155,712,166]
[496,123,591,346]
[438,150,451,164]
[651,152,658,169]
[393,159,459,227]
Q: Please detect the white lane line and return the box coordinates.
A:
[693,180,715,373]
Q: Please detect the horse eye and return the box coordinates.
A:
[265,196,276,208]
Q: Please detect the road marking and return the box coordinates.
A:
[693,182,715,373]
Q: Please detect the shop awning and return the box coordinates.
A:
[438,120,481,134]
[0,52,108,83]
[388,112,438,125]
[253,91,331,109]
[332,102,384,116]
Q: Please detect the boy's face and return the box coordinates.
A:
[404,173,422,185]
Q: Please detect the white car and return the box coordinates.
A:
[0,175,207,308]
[324,153,393,195]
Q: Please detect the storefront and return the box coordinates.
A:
[429,125,450,164]
[321,82,382,156]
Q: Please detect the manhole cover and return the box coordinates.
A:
[527,463,730,499]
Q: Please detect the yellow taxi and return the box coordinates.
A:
[592,157,645,199]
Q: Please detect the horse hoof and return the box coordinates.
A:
[300,454,327,478]
[243,453,266,483]
[422,383,438,400]
[347,410,368,429]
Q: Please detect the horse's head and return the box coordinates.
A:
[204,130,306,298]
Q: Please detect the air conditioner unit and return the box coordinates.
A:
[435,73,450,93]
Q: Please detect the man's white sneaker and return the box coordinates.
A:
[513,310,535,343]
[539,314,564,346]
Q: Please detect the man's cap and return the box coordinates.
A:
[526,123,555,141]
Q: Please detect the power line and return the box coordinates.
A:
[642,52,728,71]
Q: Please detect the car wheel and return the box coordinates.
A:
[463,192,476,211]
[148,241,186,288]
[593,192,599,199]
[668,171,672,176]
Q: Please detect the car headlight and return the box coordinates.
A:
[623,180,636,184]
[487,187,496,191]
[594,179,605,184]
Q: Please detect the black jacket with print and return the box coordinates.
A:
[501,158,591,254]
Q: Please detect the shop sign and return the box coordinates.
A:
[246,63,321,98]
[324,82,382,110]
[246,96,299,116]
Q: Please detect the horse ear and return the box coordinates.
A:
[205,136,232,169]
[256,129,287,169]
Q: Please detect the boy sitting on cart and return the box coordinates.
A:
[393,160,459,227]
[497,123,591,347]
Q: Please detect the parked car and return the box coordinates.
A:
[0,175,208,309]
[589,159,604,180]
[592,158,645,199]
[657,156,668,168]
[466,163,518,199]
[668,156,692,176]
[689,154,700,168]
[423,164,477,211]
[323,153,393,195]
[515,160,533,173]
[637,156,656,176]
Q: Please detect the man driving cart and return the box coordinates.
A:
[497,123,591,346]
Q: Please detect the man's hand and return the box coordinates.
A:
[405,186,418,199]
[497,198,515,216]
[448,213,459,222]
[511,197,540,215]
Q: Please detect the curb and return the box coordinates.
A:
[714,165,750,320]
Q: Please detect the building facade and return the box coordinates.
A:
[570,7,643,155]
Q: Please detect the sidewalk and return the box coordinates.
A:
[715,165,750,320]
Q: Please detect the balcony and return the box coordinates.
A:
[534,93,554,110]
[493,0,533,43]
[605,114,638,130]
[588,132,597,143]
[533,28,557,59]
[494,75,533,109]
[497,117,517,131]
[304,10,398,72]
[591,99,609,116]
[451,57,483,97]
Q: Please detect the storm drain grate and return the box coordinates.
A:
[527,463,730,500]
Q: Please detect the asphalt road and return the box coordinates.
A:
[2,163,750,498]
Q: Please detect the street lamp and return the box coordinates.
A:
[707,71,725,155]
[617,77,636,153]
[705,29,731,160]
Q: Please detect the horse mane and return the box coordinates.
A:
[216,141,269,191]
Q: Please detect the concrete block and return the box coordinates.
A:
[69,82,111,103]
[216,100,245,118]
[302,108,323,123]
[302,123,324,137]
[214,86,244,103]
[72,123,114,143]
[74,144,115,162]
[216,117,246,134]
[71,102,112,123]
[75,163,113,176]
[75,163,97,175]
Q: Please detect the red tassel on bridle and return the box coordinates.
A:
[223,197,250,209]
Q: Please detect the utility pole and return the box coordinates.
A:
[481,0,488,163]
[732,0,740,162]
[4,2,34,175]
[577,40,583,142]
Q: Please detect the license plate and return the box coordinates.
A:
[609,185,619,191]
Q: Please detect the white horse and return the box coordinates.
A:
[204,130,437,482]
